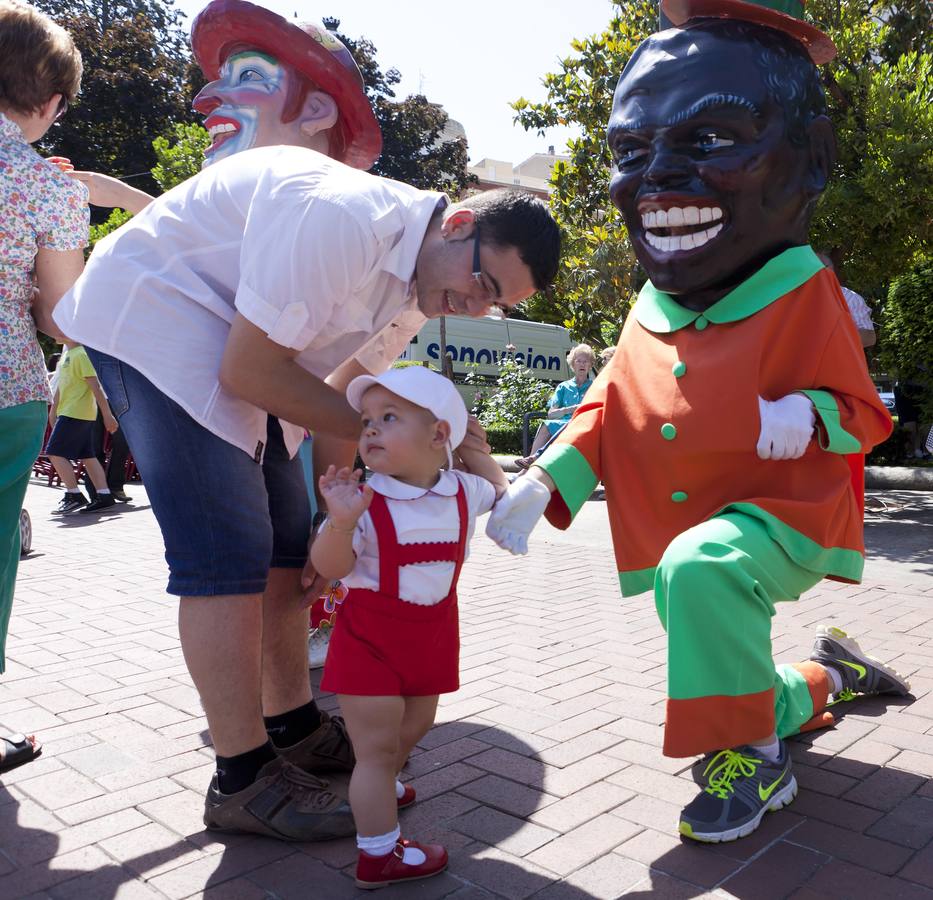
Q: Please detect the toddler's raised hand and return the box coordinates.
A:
[319,466,373,530]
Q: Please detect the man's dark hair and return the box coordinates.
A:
[454,189,561,291]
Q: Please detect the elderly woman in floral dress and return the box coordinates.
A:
[0,0,87,771]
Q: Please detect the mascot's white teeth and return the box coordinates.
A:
[641,206,723,229]
[208,123,238,139]
[645,223,723,252]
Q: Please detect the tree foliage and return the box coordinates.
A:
[35,0,198,197]
[512,0,933,343]
[512,0,656,345]
[151,121,210,191]
[325,18,474,195]
[808,0,933,295]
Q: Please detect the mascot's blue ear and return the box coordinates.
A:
[662,0,836,64]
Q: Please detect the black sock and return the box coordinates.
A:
[215,741,277,795]
[264,700,323,749]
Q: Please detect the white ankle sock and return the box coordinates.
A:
[751,736,781,762]
[357,825,426,865]
[357,825,400,859]
[824,664,843,694]
[395,779,405,799]
[96,488,111,495]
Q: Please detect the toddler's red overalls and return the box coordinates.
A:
[321,485,468,697]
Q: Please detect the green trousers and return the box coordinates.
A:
[0,401,47,673]
[654,511,828,757]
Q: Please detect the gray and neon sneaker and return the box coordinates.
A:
[810,624,911,697]
[679,740,796,843]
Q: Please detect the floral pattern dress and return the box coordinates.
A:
[0,111,89,410]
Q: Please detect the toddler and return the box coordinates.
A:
[311,366,506,889]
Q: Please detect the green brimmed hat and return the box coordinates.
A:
[661,0,836,64]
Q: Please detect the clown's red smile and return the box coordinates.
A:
[203,115,241,154]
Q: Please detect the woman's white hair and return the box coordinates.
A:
[567,343,595,367]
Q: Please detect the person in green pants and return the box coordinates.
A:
[0,1,87,771]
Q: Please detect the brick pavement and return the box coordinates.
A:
[1,479,931,899]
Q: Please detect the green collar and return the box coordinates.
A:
[633,246,823,333]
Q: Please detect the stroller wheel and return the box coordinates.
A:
[19,509,32,556]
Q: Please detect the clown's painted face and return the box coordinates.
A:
[193,50,305,165]
[607,27,818,307]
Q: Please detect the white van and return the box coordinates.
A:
[399,315,573,405]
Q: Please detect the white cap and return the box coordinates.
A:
[345,366,468,469]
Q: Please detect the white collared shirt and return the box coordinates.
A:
[341,470,497,606]
[54,145,444,460]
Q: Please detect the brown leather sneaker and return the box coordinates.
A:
[276,711,355,773]
[203,756,354,841]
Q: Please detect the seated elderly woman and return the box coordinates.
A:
[515,343,595,470]
[0,0,87,772]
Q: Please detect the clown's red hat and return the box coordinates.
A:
[191,0,382,169]
[662,0,836,64]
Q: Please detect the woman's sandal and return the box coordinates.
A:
[0,733,41,774]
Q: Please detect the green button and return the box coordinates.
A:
[695,316,709,331]
[671,491,688,503]
[661,423,677,440]
[672,361,687,378]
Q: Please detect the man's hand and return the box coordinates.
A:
[757,394,815,460]
[485,476,552,555]
[300,527,331,609]
[461,415,491,454]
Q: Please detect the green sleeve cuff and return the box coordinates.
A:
[799,389,862,454]
[535,443,598,521]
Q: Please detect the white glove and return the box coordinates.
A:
[757,394,816,460]
[485,476,552,555]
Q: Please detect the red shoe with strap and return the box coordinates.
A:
[355,838,448,889]
[397,783,416,809]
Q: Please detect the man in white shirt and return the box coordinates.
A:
[817,253,876,348]
[53,144,560,842]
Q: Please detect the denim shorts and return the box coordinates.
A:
[85,348,311,597]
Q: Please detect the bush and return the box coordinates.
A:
[866,425,910,465]
[879,258,933,422]
[485,426,523,455]
[468,357,553,430]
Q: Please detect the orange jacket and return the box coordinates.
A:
[539,247,892,596]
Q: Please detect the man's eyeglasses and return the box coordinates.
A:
[54,95,69,121]
[471,226,510,319]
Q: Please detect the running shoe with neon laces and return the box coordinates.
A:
[809,625,911,697]
[679,740,796,842]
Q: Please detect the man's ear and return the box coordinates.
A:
[805,115,836,197]
[431,419,452,451]
[298,91,339,138]
[440,207,476,240]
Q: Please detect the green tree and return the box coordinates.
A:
[35,0,199,196]
[808,0,933,295]
[325,18,474,195]
[512,0,656,344]
[151,122,210,191]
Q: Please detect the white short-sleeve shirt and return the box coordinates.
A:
[841,287,874,331]
[54,146,444,459]
[340,470,497,606]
